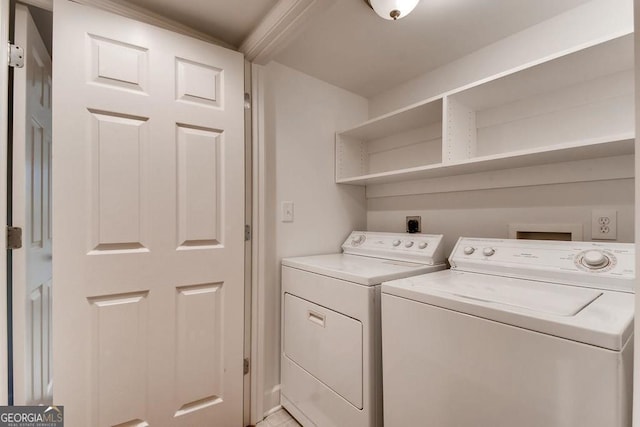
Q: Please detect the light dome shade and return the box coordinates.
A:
[369,0,420,20]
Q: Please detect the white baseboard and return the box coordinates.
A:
[263,384,282,418]
[263,404,283,418]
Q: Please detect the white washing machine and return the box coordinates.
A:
[281,231,447,427]
[381,237,635,427]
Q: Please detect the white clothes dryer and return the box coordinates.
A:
[381,237,635,427]
[281,231,447,427]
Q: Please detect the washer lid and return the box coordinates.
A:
[282,253,445,286]
[382,270,634,351]
[422,274,601,316]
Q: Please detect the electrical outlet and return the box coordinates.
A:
[406,216,421,233]
[591,209,617,240]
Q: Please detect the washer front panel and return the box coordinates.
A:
[381,293,632,427]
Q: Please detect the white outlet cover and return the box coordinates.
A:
[591,209,617,240]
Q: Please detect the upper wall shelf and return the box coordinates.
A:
[335,33,635,186]
[339,97,443,141]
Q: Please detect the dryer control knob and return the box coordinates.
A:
[405,241,414,248]
[482,247,495,257]
[582,250,609,268]
[418,242,428,249]
[392,240,401,247]
[463,246,475,255]
[351,235,365,246]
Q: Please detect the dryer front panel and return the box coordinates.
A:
[283,293,363,409]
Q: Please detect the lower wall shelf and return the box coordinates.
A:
[336,135,634,186]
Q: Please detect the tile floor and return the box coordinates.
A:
[255,408,301,427]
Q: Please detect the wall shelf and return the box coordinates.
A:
[335,33,635,187]
[337,135,634,185]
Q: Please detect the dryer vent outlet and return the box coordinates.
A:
[406,216,421,233]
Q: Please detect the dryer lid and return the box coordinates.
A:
[282,253,445,286]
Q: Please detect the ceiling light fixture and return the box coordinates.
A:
[365,0,420,20]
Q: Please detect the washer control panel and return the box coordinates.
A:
[450,237,635,292]
[342,231,445,265]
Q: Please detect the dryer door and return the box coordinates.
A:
[283,293,363,409]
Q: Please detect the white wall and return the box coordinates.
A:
[366,0,635,252]
[368,179,634,255]
[259,61,368,415]
[370,0,634,117]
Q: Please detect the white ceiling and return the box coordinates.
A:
[273,0,593,97]
[126,0,594,98]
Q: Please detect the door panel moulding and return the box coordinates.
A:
[240,0,337,64]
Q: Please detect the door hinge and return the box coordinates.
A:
[245,224,251,241]
[243,358,250,375]
[7,43,24,68]
[7,226,22,249]
[244,93,251,110]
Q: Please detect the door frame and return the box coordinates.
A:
[633,0,640,422]
[0,0,11,406]
[249,63,265,425]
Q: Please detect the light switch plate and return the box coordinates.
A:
[282,201,294,222]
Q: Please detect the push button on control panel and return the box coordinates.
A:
[418,242,428,249]
[405,241,414,248]
[392,240,401,247]
[463,246,475,255]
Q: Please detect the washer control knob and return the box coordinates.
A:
[418,242,428,249]
[582,250,609,268]
[351,235,365,245]
[392,240,401,247]
[463,246,475,255]
[483,247,495,257]
[405,241,414,248]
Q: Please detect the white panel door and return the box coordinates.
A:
[52,1,245,426]
[12,4,53,406]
